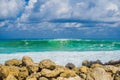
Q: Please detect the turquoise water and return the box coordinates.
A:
[0,39,120,53]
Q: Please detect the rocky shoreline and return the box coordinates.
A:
[0,56,120,80]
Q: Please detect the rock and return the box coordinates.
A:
[79,66,88,74]
[39,59,56,70]
[22,56,34,66]
[39,77,48,80]
[82,60,103,67]
[5,75,17,80]
[0,66,19,79]
[56,76,82,80]
[86,67,113,80]
[65,63,75,69]
[114,70,120,80]
[41,68,61,78]
[82,60,90,67]
[27,63,39,74]
[60,69,77,78]
[91,64,103,68]
[18,67,29,80]
[104,65,119,74]
[26,77,37,80]
[105,60,120,65]
[28,72,41,79]
[5,59,22,67]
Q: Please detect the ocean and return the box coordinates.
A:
[0,39,120,66]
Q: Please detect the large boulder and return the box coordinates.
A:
[39,59,56,70]
[86,67,112,80]
[0,66,19,79]
[22,56,34,66]
[5,59,22,67]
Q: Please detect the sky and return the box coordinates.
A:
[0,0,120,39]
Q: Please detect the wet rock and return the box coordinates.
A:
[39,59,56,70]
[65,63,75,69]
[5,59,22,67]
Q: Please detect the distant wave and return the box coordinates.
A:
[0,39,120,53]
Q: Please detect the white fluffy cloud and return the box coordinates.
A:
[19,0,120,22]
[0,0,25,20]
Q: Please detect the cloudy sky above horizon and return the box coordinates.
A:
[0,0,120,39]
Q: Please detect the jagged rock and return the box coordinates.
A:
[39,77,48,80]
[82,60,103,67]
[65,63,75,69]
[28,72,41,79]
[22,56,34,66]
[114,70,120,80]
[104,65,119,74]
[41,68,61,78]
[86,67,113,80]
[0,66,19,79]
[39,59,56,70]
[27,63,39,74]
[105,60,120,65]
[5,75,17,80]
[60,69,77,78]
[79,66,88,74]
[18,67,29,80]
[5,59,22,66]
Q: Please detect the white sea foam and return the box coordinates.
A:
[0,51,120,66]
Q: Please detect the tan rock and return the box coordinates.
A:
[27,63,39,74]
[18,67,29,80]
[0,66,19,78]
[5,75,17,80]
[79,66,88,73]
[39,77,48,80]
[22,56,34,66]
[91,64,103,68]
[5,59,22,66]
[41,69,61,78]
[114,70,120,80]
[39,59,56,70]
[56,76,82,80]
[104,65,119,74]
[86,67,113,80]
[60,69,77,78]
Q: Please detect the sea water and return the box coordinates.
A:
[0,39,120,66]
